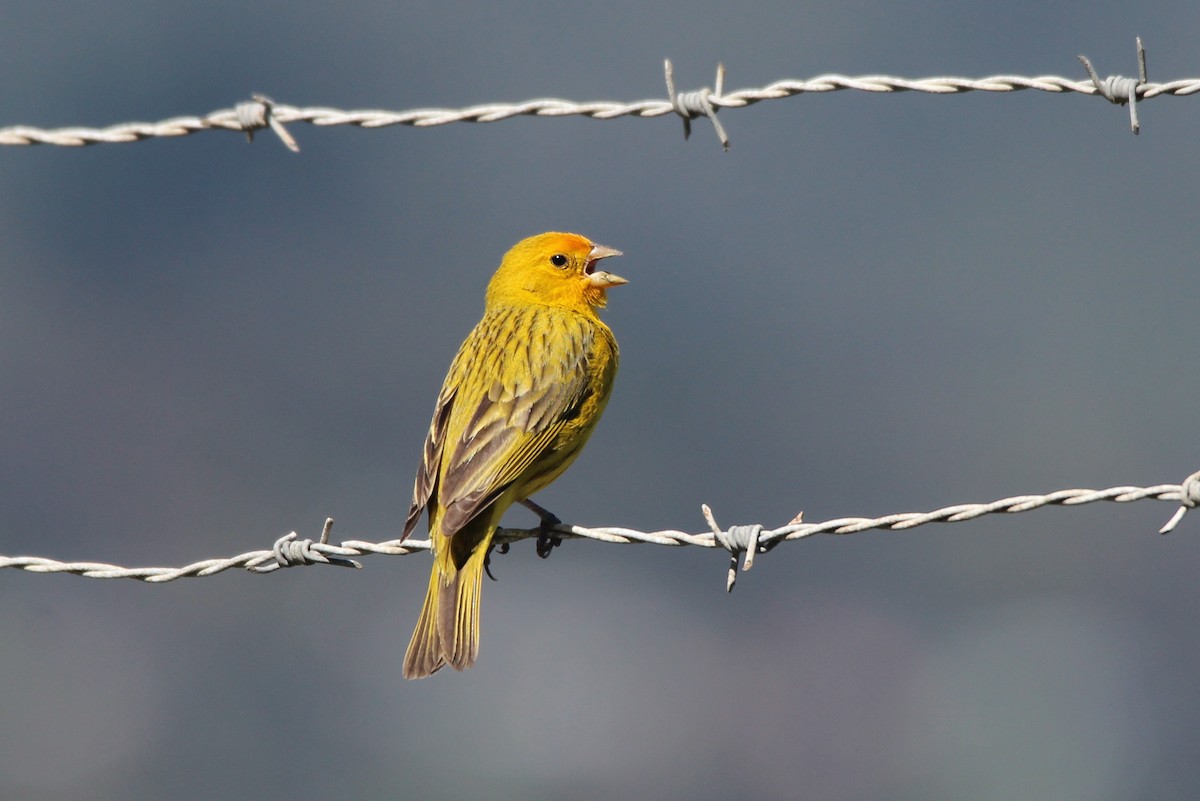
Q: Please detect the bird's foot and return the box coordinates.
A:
[520,498,563,559]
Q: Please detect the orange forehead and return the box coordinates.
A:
[515,231,594,257]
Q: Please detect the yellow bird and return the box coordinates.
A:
[401,232,627,679]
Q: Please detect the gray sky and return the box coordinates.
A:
[3,2,1200,799]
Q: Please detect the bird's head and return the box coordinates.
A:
[486,232,626,312]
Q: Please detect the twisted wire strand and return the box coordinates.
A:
[0,481,1189,584]
[3,71,1198,148]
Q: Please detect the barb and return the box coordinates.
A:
[703,503,770,592]
[1079,36,1149,133]
[0,478,1190,588]
[4,53,1199,149]
[1160,470,1200,534]
[235,94,300,152]
[665,60,730,149]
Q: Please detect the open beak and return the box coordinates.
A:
[585,243,628,287]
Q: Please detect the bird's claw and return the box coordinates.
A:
[536,528,562,559]
[484,542,510,581]
[535,511,563,558]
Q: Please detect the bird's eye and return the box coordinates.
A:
[550,254,568,268]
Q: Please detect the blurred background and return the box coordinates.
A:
[2,1,1198,799]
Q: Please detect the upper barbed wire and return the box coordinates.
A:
[2,45,1194,150]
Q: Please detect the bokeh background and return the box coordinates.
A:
[3,2,1199,799]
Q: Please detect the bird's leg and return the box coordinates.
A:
[520,498,563,558]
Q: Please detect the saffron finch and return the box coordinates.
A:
[401,232,627,679]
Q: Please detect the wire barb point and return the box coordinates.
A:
[249,520,362,573]
[1160,469,1200,534]
[1078,37,1148,134]
[702,504,764,592]
[236,94,301,152]
[664,60,731,151]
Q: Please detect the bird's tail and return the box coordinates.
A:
[402,532,489,679]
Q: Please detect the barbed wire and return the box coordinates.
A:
[1,39,1194,592]
[3,471,1196,591]
[0,40,1191,150]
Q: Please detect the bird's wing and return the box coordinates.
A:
[432,307,594,540]
[400,373,456,541]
